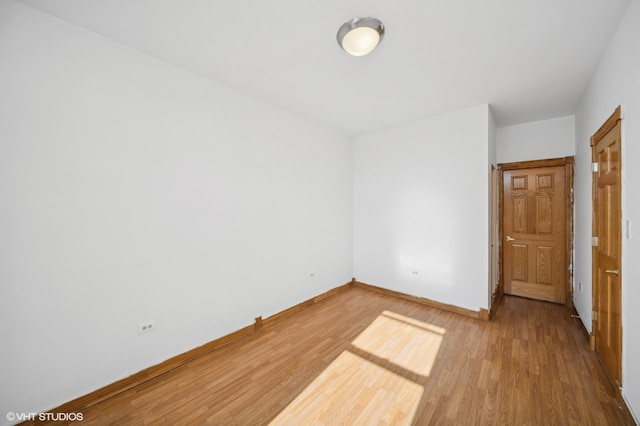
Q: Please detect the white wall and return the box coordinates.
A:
[574,0,640,420]
[353,105,490,312]
[0,1,352,422]
[497,116,575,163]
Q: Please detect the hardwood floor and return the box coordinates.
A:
[31,287,634,425]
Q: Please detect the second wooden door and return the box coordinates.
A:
[592,107,622,389]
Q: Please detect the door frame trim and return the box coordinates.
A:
[497,156,575,308]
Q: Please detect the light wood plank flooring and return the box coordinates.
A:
[34,287,634,425]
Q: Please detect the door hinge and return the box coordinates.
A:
[592,236,599,247]
[592,310,597,322]
[592,162,599,172]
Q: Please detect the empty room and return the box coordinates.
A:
[1,0,639,424]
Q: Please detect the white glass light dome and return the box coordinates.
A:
[337,17,385,57]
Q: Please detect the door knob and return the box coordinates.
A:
[604,269,619,276]
[506,236,515,242]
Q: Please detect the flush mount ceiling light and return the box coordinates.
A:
[337,17,385,57]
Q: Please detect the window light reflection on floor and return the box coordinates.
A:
[270,311,445,424]
[352,310,444,377]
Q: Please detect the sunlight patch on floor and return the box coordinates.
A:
[352,310,444,377]
[270,350,423,425]
[270,311,445,425]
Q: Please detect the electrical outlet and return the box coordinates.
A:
[138,320,156,334]
[411,270,419,275]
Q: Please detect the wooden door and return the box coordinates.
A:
[503,165,566,303]
[591,107,622,388]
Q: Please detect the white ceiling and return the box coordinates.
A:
[17,0,631,136]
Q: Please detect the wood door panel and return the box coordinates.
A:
[536,196,553,234]
[536,174,554,189]
[512,197,527,233]
[536,245,553,285]
[595,272,621,371]
[512,175,527,190]
[511,244,528,282]
[503,166,566,303]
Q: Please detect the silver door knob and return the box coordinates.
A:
[506,236,515,242]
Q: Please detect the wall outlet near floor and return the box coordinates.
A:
[138,320,156,334]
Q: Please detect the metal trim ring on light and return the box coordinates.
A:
[337,17,385,56]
